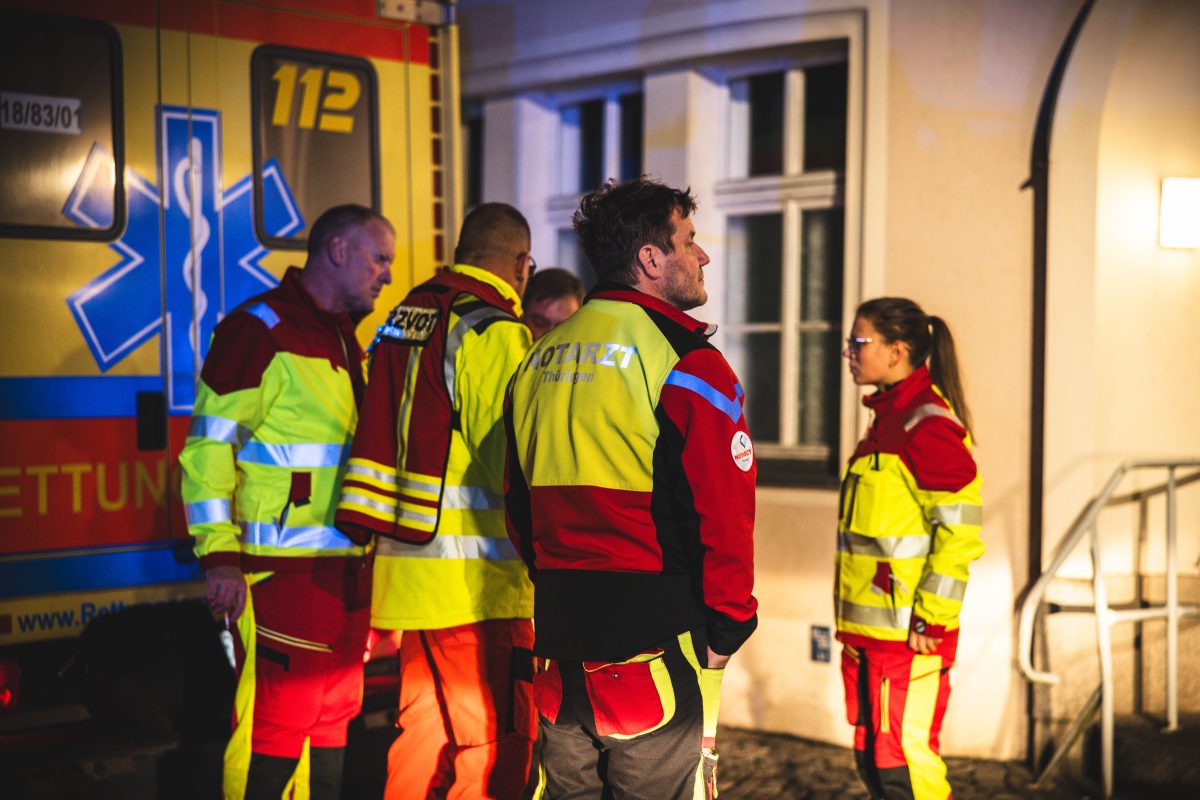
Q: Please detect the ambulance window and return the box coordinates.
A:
[0,12,124,240]
[251,46,380,249]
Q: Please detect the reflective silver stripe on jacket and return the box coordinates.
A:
[339,489,396,516]
[838,529,932,560]
[377,534,519,561]
[919,571,968,602]
[441,485,503,511]
[838,599,912,631]
[397,505,438,527]
[237,441,348,468]
[345,462,399,488]
[443,306,513,402]
[240,521,355,550]
[903,403,962,432]
[930,503,982,527]
[398,474,441,497]
[185,498,232,526]
[188,415,253,447]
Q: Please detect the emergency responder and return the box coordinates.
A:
[335,203,536,799]
[521,267,584,340]
[179,204,394,800]
[504,177,758,800]
[837,297,983,800]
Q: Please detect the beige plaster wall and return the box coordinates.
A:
[458,0,1199,763]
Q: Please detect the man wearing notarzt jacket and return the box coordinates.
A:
[504,178,758,800]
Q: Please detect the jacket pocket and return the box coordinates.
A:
[532,657,563,725]
[583,648,674,739]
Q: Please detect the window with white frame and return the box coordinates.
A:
[551,83,644,286]
[716,53,848,479]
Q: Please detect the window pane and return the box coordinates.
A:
[804,63,847,171]
[619,92,643,180]
[557,228,596,289]
[253,47,379,248]
[798,330,840,446]
[578,98,605,191]
[464,109,483,210]
[748,72,784,176]
[726,213,783,324]
[0,14,122,238]
[801,208,844,323]
[725,332,781,442]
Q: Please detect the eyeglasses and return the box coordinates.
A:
[844,336,875,353]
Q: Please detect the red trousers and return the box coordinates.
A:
[841,644,954,800]
[224,564,371,799]
[385,619,536,800]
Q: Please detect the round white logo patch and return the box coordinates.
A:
[731,431,754,472]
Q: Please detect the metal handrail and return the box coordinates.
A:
[1016,459,1200,684]
[1015,458,1200,798]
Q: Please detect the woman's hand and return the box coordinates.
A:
[908,631,942,654]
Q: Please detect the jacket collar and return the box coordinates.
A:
[451,263,524,316]
[587,281,717,340]
[281,266,353,328]
[863,364,933,416]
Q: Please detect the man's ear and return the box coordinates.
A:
[636,244,660,279]
[327,233,348,267]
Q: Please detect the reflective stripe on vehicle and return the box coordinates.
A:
[377,534,519,561]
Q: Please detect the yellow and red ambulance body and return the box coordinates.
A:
[0,0,455,715]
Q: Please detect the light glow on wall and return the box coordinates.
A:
[1159,177,1200,249]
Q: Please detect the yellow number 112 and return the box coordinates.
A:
[271,64,360,134]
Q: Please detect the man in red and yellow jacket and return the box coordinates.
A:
[180,204,394,800]
[335,203,537,799]
[505,178,758,800]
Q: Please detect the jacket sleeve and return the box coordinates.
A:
[455,317,532,494]
[178,313,276,569]
[658,348,759,656]
[503,377,536,577]
[901,418,984,637]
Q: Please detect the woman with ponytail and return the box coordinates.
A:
[835,297,983,800]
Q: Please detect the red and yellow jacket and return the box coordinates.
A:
[835,365,983,655]
[505,284,759,662]
[179,267,367,573]
[335,264,533,630]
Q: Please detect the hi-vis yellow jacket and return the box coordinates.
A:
[505,285,758,662]
[180,267,368,572]
[335,265,533,630]
[835,365,983,654]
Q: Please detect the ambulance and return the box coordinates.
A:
[0,0,459,733]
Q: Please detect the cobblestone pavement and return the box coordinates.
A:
[717,727,1088,799]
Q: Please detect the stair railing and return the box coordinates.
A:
[1015,459,1200,798]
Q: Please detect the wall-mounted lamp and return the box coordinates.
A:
[1159,177,1200,249]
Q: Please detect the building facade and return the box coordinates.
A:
[457,0,1200,760]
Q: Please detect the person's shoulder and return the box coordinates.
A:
[899,403,976,492]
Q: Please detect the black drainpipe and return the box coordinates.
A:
[1022,0,1095,767]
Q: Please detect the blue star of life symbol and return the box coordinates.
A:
[63,105,304,411]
